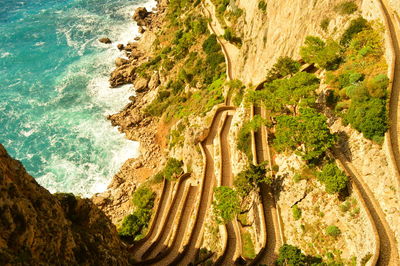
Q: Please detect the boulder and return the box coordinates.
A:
[148,72,160,89]
[117,44,124,50]
[115,57,130,67]
[133,7,149,21]
[99,37,112,44]
[110,65,136,88]
[134,77,149,92]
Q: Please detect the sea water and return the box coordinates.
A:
[0,0,156,196]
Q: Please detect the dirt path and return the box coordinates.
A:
[150,186,198,266]
[175,109,228,265]
[380,0,400,188]
[216,115,241,265]
[249,105,282,265]
[142,175,191,260]
[332,148,399,265]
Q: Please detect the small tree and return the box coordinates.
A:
[276,244,323,265]
[292,204,302,220]
[234,164,271,197]
[300,36,342,70]
[334,1,358,15]
[132,186,156,209]
[317,162,349,194]
[213,186,240,224]
[265,56,301,82]
[326,225,341,237]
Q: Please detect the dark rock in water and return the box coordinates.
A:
[115,57,130,67]
[117,44,124,50]
[134,36,141,41]
[99,37,112,44]
[133,7,149,21]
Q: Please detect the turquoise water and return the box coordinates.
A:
[0,0,155,196]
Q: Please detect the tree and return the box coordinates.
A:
[265,56,301,82]
[300,36,342,70]
[317,162,349,194]
[213,186,240,224]
[234,164,271,197]
[248,72,319,116]
[276,244,323,265]
[340,17,369,46]
[274,108,336,162]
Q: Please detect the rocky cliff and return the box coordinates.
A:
[0,144,130,265]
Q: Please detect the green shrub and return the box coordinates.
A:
[334,1,358,15]
[317,162,349,194]
[276,244,323,265]
[237,115,267,160]
[320,18,330,31]
[213,186,240,224]
[300,36,342,70]
[292,204,302,220]
[340,17,369,46]
[203,34,221,54]
[132,186,156,209]
[234,164,271,197]
[265,56,301,82]
[274,108,336,162]
[223,27,242,45]
[258,1,267,12]
[242,232,256,259]
[326,225,341,237]
[345,98,388,142]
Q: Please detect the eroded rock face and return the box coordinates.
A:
[0,144,129,265]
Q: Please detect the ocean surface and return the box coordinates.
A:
[0,0,156,196]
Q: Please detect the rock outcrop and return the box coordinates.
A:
[99,37,112,44]
[0,144,130,265]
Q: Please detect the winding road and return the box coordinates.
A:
[332,148,399,265]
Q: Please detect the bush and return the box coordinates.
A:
[317,162,349,194]
[237,115,267,160]
[159,158,184,181]
[340,17,369,46]
[276,244,323,265]
[274,108,336,162]
[132,186,156,209]
[292,204,302,220]
[234,164,271,197]
[213,186,240,224]
[223,27,242,45]
[258,1,267,12]
[242,232,256,259]
[203,34,221,54]
[345,98,388,142]
[326,225,341,237]
[265,56,300,82]
[300,36,342,70]
[320,18,330,31]
[335,1,358,15]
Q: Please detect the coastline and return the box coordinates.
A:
[92,0,167,224]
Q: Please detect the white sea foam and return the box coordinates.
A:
[34,41,45,46]
[1,52,12,58]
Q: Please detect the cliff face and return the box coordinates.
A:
[0,144,129,265]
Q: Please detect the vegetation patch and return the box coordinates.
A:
[334,1,358,15]
[234,164,271,197]
[317,162,349,194]
[153,158,184,182]
[213,186,240,224]
[118,186,156,241]
[242,231,256,259]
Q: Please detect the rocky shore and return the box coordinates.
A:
[92,0,169,225]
